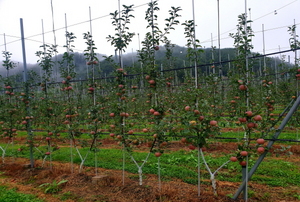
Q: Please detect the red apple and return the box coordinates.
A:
[257,147,265,154]
[238,117,247,123]
[198,116,204,121]
[239,161,247,166]
[194,110,200,115]
[63,120,70,124]
[148,80,156,85]
[149,108,155,114]
[189,145,196,150]
[154,152,162,157]
[185,106,191,111]
[230,156,238,162]
[153,111,160,116]
[247,122,255,129]
[239,85,247,91]
[240,151,248,156]
[209,120,217,126]
[253,115,262,121]
[245,111,253,117]
[256,138,265,145]
[181,138,187,143]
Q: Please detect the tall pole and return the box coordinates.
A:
[50,0,57,81]
[3,33,9,78]
[41,19,46,83]
[192,1,200,196]
[20,19,28,93]
[217,0,222,77]
[245,0,249,109]
[20,18,34,169]
[138,33,143,89]
[248,8,252,45]
[295,20,299,97]
[192,0,198,88]
[244,1,249,200]
[278,45,282,79]
[262,24,266,75]
[294,19,298,67]
[211,33,215,74]
[65,14,70,75]
[151,0,155,75]
[118,0,123,69]
[3,33,7,52]
[89,6,96,106]
[228,54,231,72]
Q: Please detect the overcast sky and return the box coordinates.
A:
[0,0,299,64]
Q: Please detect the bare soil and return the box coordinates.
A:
[0,141,300,202]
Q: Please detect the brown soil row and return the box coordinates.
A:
[0,157,298,202]
[0,141,299,201]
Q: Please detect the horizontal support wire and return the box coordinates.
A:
[29,129,300,143]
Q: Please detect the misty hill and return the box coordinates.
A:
[0,45,291,81]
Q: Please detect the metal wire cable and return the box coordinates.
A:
[0,0,298,48]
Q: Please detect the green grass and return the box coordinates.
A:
[1,143,300,188]
[218,131,300,144]
[15,126,300,145]
[0,185,44,202]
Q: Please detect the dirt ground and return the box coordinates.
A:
[0,141,300,202]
